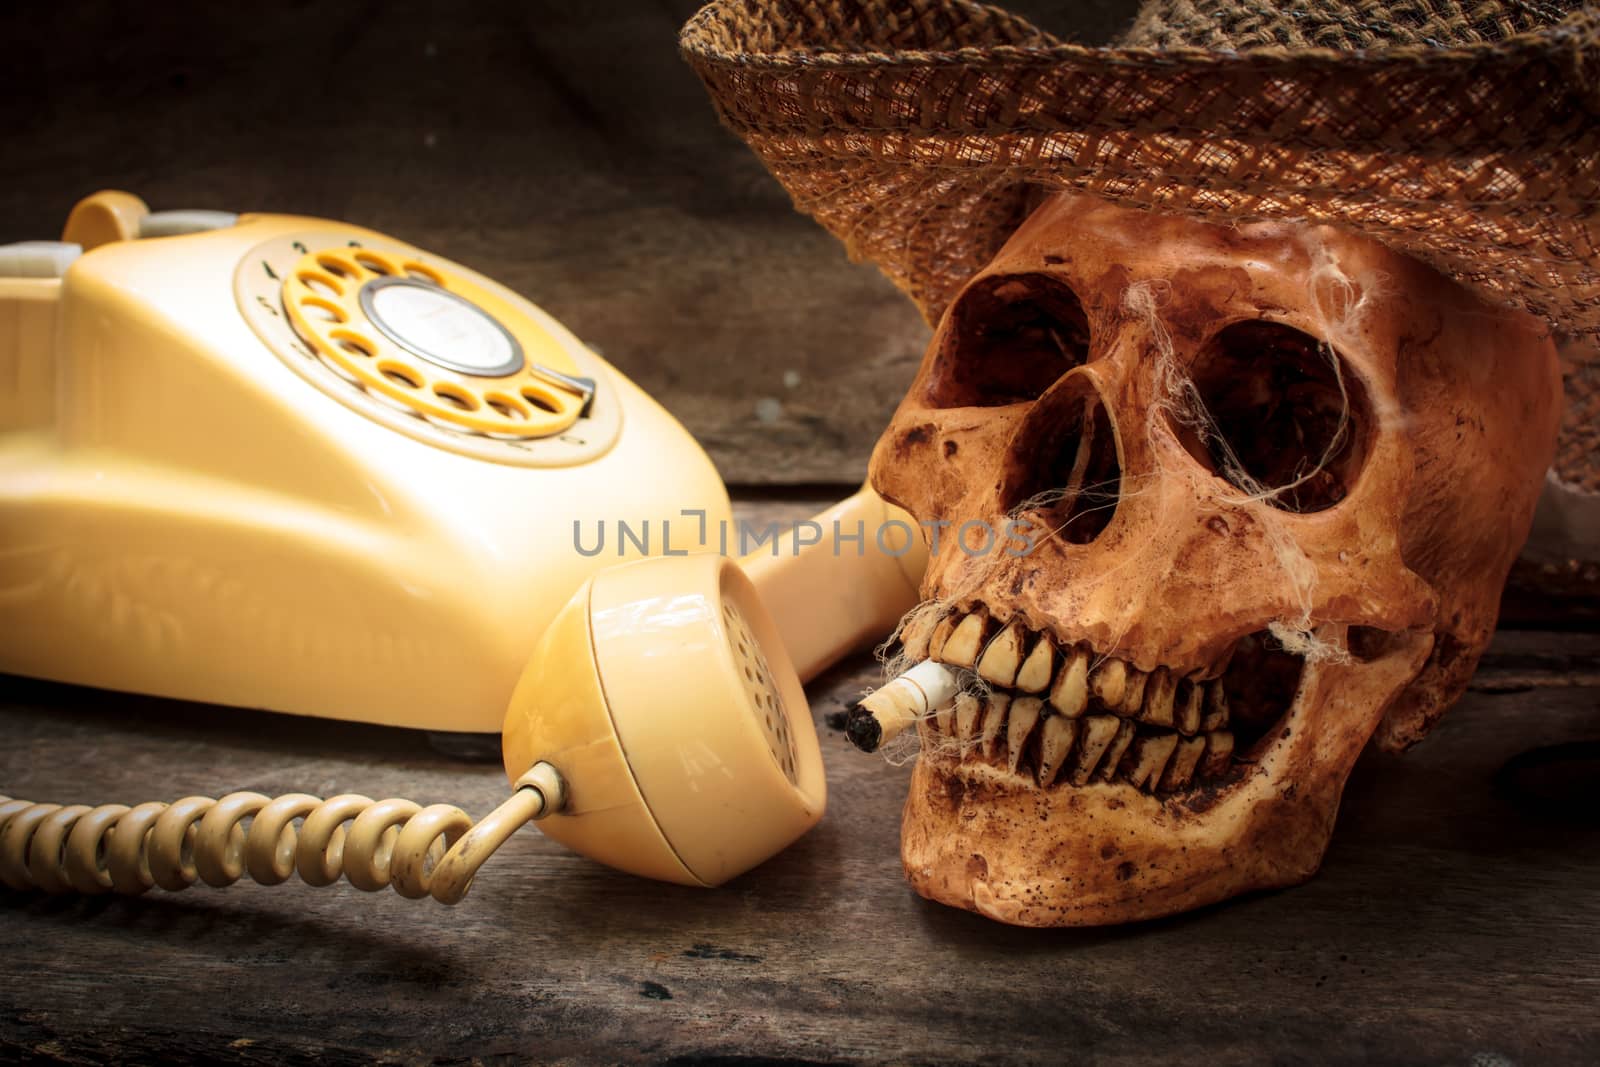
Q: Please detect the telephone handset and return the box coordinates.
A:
[0,193,927,900]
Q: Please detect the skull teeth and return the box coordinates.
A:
[976,622,1026,687]
[1047,649,1089,718]
[1123,734,1178,791]
[1159,736,1207,792]
[898,611,940,663]
[918,609,1240,793]
[1138,668,1177,729]
[979,692,1009,757]
[1177,680,1203,736]
[939,611,988,670]
[1014,638,1055,693]
[1006,697,1044,776]
[1202,684,1230,733]
[1097,721,1137,783]
[928,610,1229,731]
[1037,716,1078,787]
[919,691,1238,793]
[1200,730,1235,778]
[954,692,983,754]
[1090,658,1127,707]
[1068,715,1121,786]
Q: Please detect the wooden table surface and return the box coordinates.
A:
[1,497,1598,1065]
[2,646,1598,1065]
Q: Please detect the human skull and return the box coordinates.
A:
[869,192,1563,926]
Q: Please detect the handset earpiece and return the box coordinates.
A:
[501,486,926,886]
[0,488,926,899]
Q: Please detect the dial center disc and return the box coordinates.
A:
[360,276,525,378]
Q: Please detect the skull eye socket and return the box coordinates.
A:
[1172,321,1370,514]
[926,274,1089,408]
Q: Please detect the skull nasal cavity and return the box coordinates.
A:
[1002,383,1122,545]
[927,274,1089,408]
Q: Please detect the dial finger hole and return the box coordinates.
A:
[331,330,377,359]
[299,296,346,324]
[354,252,397,277]
[484,393,531,421]
[401,261,444,286]
[519,386,563,414]
[316,254,357,280]
[431,384,480,412]
[297,271,343,299]
[377,361,424,389]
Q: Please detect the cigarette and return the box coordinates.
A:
[844,660,960,753]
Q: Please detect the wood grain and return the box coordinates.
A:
[0,498,1596,1062]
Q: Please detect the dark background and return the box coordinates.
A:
[0,0,1140,484]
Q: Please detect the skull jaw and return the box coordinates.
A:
[899,630,1433,926]
[900,760,1329,926]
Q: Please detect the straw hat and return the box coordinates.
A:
[680,0,1600,521]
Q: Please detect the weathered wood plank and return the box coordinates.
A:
[1469,627,1600,689]
[1501,557,1600,627]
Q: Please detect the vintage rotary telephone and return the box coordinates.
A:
[0,192,926,901]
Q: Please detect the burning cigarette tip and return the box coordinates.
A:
[845,702,884,753]
[844,659,961,757]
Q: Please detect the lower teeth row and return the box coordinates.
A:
[923,692,1237,793]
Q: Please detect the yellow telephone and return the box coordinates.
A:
[0,192,926,901]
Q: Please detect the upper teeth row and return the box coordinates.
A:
[924,691,1235,792]
[903,609,1230,735]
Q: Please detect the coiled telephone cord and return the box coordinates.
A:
[0,762,565,905]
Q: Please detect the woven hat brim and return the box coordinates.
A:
[681,0,1600,489]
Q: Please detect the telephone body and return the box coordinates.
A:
[0,192,737,734]
[0,193,931,896]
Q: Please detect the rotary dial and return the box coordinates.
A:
[282,246,592,438]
